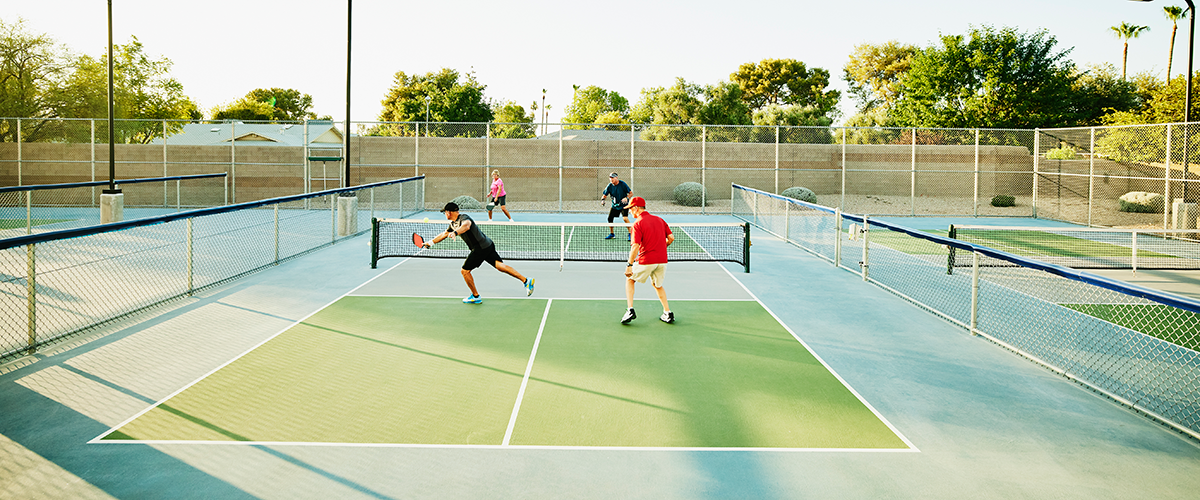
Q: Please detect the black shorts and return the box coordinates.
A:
[463,245,503,271]
[490,195,506,207]
[607,207,629,222]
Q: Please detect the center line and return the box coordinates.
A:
[502,298,552,445]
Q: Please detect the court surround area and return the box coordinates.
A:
[1,212,1198,498]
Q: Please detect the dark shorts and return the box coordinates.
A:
[463,245,503,271]
[490,195,506,207]
[607,207,629,222]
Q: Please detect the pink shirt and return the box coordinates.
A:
[489,178,506,198]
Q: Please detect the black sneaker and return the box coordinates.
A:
[660,311,674,324]
[621,308,636,324]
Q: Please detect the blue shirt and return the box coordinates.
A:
[602,180,632,208]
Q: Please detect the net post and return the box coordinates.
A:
[743,222,750,273]
[947,224,956,275]
[834,208,842,267]
[371,217,380,269]
[861,215,870,281]
[560,225,566,271]
[969,250,980,336]
[1132,231,1138,276]
[1032,129,1039,218]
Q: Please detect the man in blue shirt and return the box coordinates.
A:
[600,172,633,240]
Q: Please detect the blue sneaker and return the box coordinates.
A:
[463,294,482,304]
[525,278,535,296]
[605,233,616,240]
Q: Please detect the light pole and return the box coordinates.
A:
[424,95,431,137]
[1133,0,1195,203]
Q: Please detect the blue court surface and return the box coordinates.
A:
[1,210,1198,499]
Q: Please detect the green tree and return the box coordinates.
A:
[58,36,198,143]
[729,58,839,117]
[843,41,918,113]
[1069,64,1140,126]
[1164,6,1188,83]
[376,68,492,136]
[562,85,629,128]
[211,96,275,121]
[890,26,1080,129]
[1111,22,1150,80]
[0,18,73,142]
[245,88,317,121]
[490,100,535,138]
[630,79,759,141]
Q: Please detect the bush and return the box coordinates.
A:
[991,194,1016,207]
[1045,146,1078,160]
[673,182,707,206]
[451,195,483,210]
[1118,191,1164,213]
[781,186,817,204]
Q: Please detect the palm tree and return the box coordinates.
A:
[1165,6,1189,83]
[1112,22,1151,80]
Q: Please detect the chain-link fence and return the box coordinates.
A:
[733,183,1200,440]
[4,118,1199,228]
[0,176,424,363]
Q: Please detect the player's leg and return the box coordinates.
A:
[622,277,637,323]
[606,208,618,238]
[462,269,480,299]
[461,252,484,303]
[651,265,673,323]
[622,212,631,240]
[489,250,534,295]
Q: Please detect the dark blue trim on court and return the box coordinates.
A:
[0,173,228,194]
[0,175,424,251]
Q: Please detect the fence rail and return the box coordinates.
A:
[0,175,425,362]
[732,183,1200,440]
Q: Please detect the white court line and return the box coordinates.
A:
[92,439,917,452]
[502,299,553,446]
[349,294,755,302]
[712,240,920,452]
[88,256,415,444]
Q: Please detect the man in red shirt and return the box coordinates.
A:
[621,196,674,324]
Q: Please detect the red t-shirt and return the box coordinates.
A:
[632,212,672,265]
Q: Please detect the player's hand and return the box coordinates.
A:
[422,242,432,249]
[624,268,633,278]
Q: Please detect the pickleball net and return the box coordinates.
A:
[371,218,750,272]
[948,225,1200,270]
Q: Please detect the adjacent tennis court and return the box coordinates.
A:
[96,255,910,450]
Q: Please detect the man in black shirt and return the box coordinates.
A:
[423,202,534,303]
[600,172,633,240]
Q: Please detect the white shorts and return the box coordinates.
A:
[629,263,667,288]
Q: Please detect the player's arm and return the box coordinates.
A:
[626,241,640,277]
[665,232,674,247]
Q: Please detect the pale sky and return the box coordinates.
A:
[6,1,1192,125]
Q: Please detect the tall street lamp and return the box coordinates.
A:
[424,95,431,137]
[1133,0,1196,204]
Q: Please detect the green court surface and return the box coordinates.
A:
[100,296,907,449]
[952,229,1178,260]
[1060,303,1200,351]
[0,218,72,230]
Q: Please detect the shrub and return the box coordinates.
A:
[673,182,707,206]
[1118,192,1164,213]
[991,194,1016,207]
[451,195,483,210]
[1045,146,1078,160]
[781,186,817,204]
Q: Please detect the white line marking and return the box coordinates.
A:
[91,440,918,452]
[503,299,552,445]
[88,257,413,444]
[713,257,920,452]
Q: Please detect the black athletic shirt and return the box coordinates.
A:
[449,213,493,251]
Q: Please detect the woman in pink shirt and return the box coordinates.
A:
[487,169,513,221]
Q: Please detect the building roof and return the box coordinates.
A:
[156,122,344,146]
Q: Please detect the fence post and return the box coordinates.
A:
[17,118,22,185]
[970,250,980,336]
[911,128,917,216]
[187,218,194,294]
[91,119,97,207]
[1088,127,1096,227]
[1033,129,1040,218]
[775,126,780,194]
[558,124,564,212]
[841,128,847,210]
[26,244,36,354]
[1165,124,1174,230]
[702,125,707,215]
[630,126,636,190]
[230,122,237,203]
[163,120,169,207]
[274,205,280,264]
[485,123,491,198]
[974,129,980,217]
[415,122,421,177]
[25,192,32,235]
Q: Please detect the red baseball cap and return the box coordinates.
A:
[624,196,646,209]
